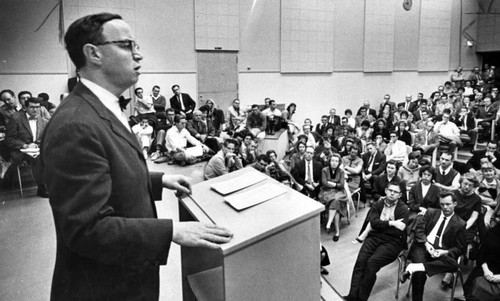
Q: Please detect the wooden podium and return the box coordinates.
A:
[178,168,324,301]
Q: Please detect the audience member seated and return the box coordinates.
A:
[371,118,390,141]
[378,93,396,115]
[165,114,210,166]
[395,120,412,146]
[413,119,438,157]
[453,172,482,244]
[355,107,376,128]
[435,152,461,192]
[327,108,341,127]
[371,160,407,203]
[384,131,408,167]
[467,141,500,172]
[455,106,477,146]
[413,99,433,122]
[37,92,57,115]
[0,89,23,175]
[413,109,429,131]
[251,154,274,175]
[265,149,289,181]
[289,141,306,171]
[475,96,497,143]
[315,140,335,167]
[131,116,153,159]
[334,116,352,138]
[18,91,51,120]
[245,104,266,139]
[149,108,175,162]
[169,84,195,119]
[373,134,388,153]
[362,141,386,183]
[397,152,421,190]
[408,165,441,216]
[241,138,259,167]
[261,99,282,135]
[341,145,363,194]
[133,87,157,127]
[401,191,466,301]
[463,212,500,301]
[434,109,462,153]
[148,85,167,115]
[356,120,373,142]
[319,153,347,242]
[5,97,48,197]
[344,109,356,129]
[291,146,322,199]
[320,125,335,147]
[399,94,418,114]
[302,124,318,148]
[227,98,246,132]
[204,138,242,180]
[344,182,409,301]
[356,100,377,119]
[315,115,329,137]
[477,163,500,225]
[282,103,300,142]
[203,99,227,136]
[186,110,219,153]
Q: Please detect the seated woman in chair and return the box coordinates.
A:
[319,153,347,242]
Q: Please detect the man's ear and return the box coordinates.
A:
[83,44,102,65]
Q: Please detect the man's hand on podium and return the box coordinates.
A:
[172,222,234,249]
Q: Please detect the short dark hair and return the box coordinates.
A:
[439,190,454,200]
[25,97,42,106]
[64,13,122,69]
[266,150,277,158]
[17,90,31,99]
[171,84,179,90]
[257,154,271,164]
[251,104,259,109]
[37,92,49,101]
[166,108,175,114]
[345,109,352,115]
[386,159,397,168]
[134,87,143,95]
[419,165,436,180]
[174,114,186,123]
[408,152,419,161]
[0,89,15,98]
[224,138,237,147]
[153,85,160,90]
[361,120,370,127]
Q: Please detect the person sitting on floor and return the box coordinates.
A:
[131,116,153,160]
[204,138,242,180]
[165,114,210,166]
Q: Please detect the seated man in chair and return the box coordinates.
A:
[401,191,466,301]
[434,109,462,154]
[291,146,322,199]
[5,97,48,196]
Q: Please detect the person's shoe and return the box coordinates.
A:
[150,151,161,161]
[352,237,363,244]
[400,271,411,284]
[37,185,49,198]
[154,156,169,164]
[333,235,339,242]
[320,267,329,275]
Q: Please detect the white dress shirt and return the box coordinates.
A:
[80,78,130,132]
[27,113,37,142]
[427,212,453,248]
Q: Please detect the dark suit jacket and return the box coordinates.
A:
[372,174,407,203]
[466,149,500,171]
[454,113,475,131]
[398,101,418,113]
[357,107,377,119]
[415,208,466,259]
[408,181,441,212]
[367,199,409,247]
[379,101,396,114]
[292,159,323,187]
[327,115,340,127]
[362,151,386,176]
[6,111,48,162]
[169,93,196,117]
[315,123,328,136]
[41,83,171,300]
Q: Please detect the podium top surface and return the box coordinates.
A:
[180,168,324,255]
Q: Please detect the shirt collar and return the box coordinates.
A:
[80,78,121,113]
[440,165,452,174]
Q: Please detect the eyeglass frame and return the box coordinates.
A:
[94,39,140,53]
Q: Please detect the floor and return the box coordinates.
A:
[0,160,471,301]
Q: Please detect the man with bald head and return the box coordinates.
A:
[41,13,233,300]
[357,100,377,119]
[398,94,417,113]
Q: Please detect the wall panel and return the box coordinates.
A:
[364,0,395,72]
[333,0,365,71]
[394,0,421,70]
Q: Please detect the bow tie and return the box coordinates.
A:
[28,116,37,121]
[118,96,131,111]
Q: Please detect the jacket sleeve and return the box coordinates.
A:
[5,116,26,150]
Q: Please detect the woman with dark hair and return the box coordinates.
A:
[289,141,307,171]
[408,165,440,215]
[319,153,347,242]
[282,103,300,141]
[371,118,390,141]
[344,109,356,128]
[396,120,412,146]
[356,120,373,142]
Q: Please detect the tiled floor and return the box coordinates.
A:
[0,161,470,300]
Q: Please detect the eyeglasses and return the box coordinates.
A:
[386,189,401,194]
[95,39,140,53]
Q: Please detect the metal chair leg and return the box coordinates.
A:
[16,165,23,197]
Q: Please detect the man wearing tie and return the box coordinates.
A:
[398,94,417,114]
[413,119,439,156]
[400,191,466,301]
[292,146,322,199]
[327,108,341,127]
[169,84,196,120]
[5,97,48,196]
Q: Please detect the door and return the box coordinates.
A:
[197,51,238,113]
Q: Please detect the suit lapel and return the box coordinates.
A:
[20,113,34,140]
[74,83,144,157]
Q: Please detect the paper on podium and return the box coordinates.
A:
[224,182,288,211]
[184,145,203,157]
[210,172,267,196]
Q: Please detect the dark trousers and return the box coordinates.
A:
[9,150,44,186]
[347,235,403,301]
[409,243,459,301]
